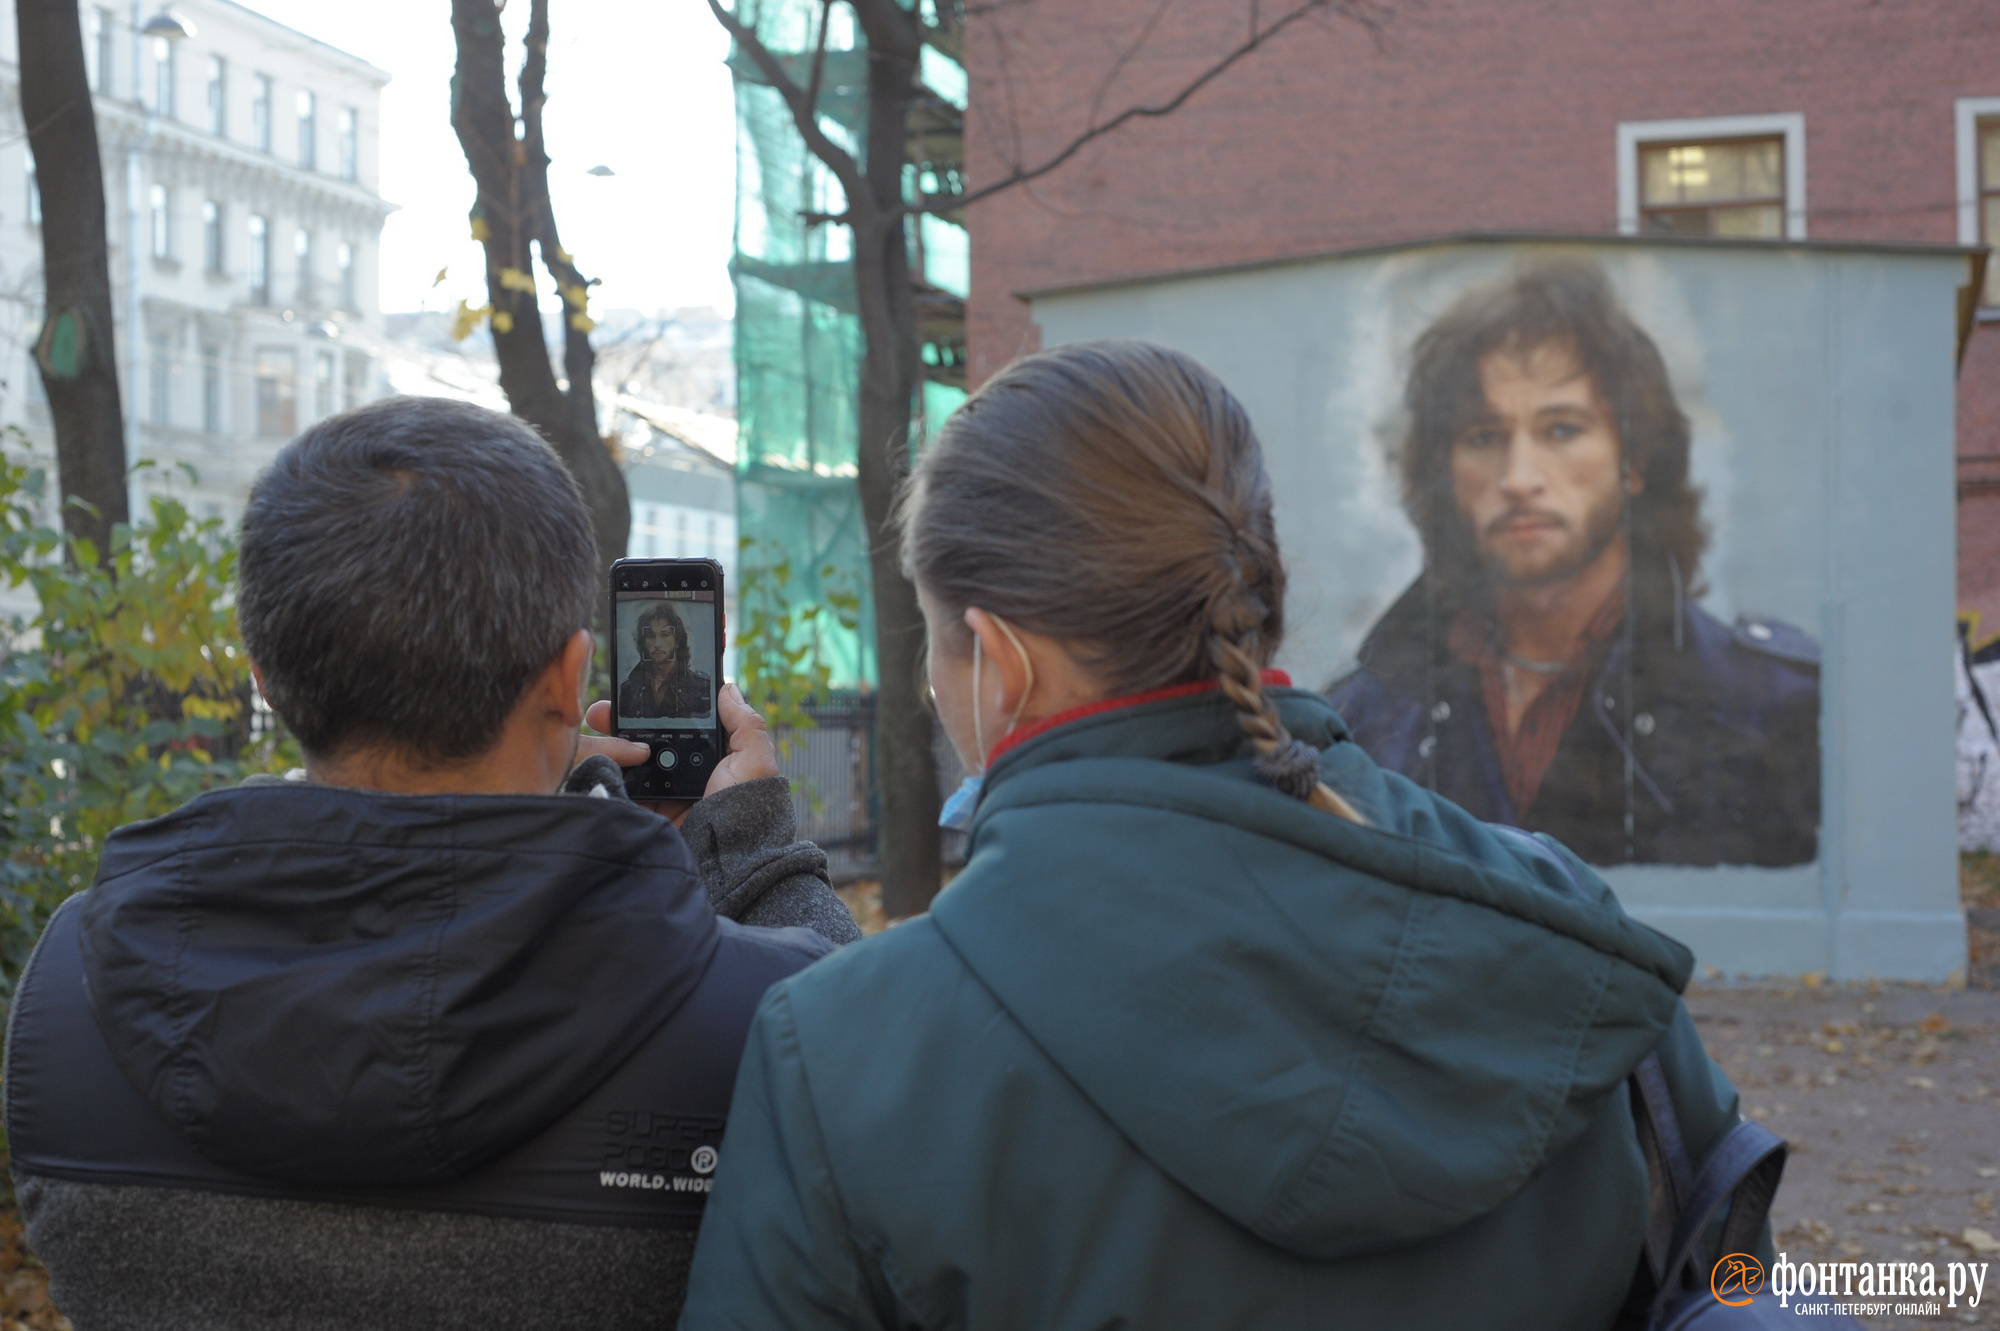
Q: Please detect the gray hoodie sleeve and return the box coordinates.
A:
[676,776,863,945]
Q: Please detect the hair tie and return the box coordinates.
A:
[1253,736,1323,801]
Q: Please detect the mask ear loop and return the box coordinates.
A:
[972,634,987,772]
[991,615,1036,753]
[971,613,1038,772]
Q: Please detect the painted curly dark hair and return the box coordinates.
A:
[1399,257,1708,603]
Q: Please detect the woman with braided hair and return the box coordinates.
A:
[681,342,1755,1329]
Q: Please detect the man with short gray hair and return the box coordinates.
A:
[5,396,858,1328]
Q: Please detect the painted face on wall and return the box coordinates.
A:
[641,616,685,669]
[1448,341,1640,588]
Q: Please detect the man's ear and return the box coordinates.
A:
[539,629,592,726]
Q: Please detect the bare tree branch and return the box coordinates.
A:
[959,0,1028,186]
[519,0,598,432]
[1086,0,1177,131]
[919,0,1385,216]
[804,0,835,116]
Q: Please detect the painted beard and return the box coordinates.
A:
[1472,486,1627,589]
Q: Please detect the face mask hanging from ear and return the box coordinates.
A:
[939,634,989,832]
[938,619,1036,832]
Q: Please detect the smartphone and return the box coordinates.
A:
[608,557,726,801]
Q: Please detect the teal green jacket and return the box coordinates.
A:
[679,688,1744,1329]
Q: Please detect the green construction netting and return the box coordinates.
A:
[730,0,963,690]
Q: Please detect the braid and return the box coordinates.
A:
[1206,553,1367,826]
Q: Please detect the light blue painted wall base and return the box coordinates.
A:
[1620,906,1970,982]
[1610,865,1969,982]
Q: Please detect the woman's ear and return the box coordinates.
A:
[964,607,1032,716]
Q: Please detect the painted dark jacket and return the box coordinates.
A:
[1327,574,1821,867]
[620,662,714,720]
[679,687,1749,1330]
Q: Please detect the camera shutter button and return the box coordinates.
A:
[656,749,678,770]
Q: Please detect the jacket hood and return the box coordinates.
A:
[78,784,719,1188]
[931,688,1692,1261]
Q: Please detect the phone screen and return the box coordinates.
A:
[613,588,719,730]
[610,559,725,800]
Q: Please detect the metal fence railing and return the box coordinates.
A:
[772,695,969,880]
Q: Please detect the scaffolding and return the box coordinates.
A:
[730,0,967,689]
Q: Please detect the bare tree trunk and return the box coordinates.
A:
[709,0,1375,916]
[851,11,940,919]
[449,0,628,576]
[16,0,128,559]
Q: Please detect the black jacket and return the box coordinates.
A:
[5,777,854,1328]
[1327,574,1821,867]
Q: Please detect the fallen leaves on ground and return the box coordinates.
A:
[0,1211,67,1331]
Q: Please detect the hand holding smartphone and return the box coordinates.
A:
[608,558,726,801]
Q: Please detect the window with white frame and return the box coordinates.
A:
[314,350,336,420]
[1639,139,1783,237]
[88,8,114,93]
[343,352,369,411]
[253,75,273,153]
[202,199,224,273]
[255,348,296,436]
[149,183,173,259]
[247,214,270,303]
[1979,120,2000,306]
[151,36,176,119]
[297,90,317,170]
[295,229,315,305]
[337,240,356,311]
[1956,99,2000,308]
[150,334,173,425]
[339,108,358,181]
[207,55,227,137]
[201,343,224,433]
[1618,114,1805,241]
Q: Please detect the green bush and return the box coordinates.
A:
[734,534,862,753]
[0,456,294,1003]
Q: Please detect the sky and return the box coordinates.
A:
[246,0,739,318]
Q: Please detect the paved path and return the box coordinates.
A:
[1687,983,2000,1327]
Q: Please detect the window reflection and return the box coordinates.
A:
[1639,138,1784,238]
[1979,120,2000,306]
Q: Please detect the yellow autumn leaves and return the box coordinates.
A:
[449,266,596,342]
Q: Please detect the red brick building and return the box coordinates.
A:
[959,0,2000,636]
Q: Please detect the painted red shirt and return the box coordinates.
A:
[1449,590,1625,818]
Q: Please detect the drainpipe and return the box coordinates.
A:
[126,0,148,510]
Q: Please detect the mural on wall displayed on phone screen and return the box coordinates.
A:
[616,592,718,728]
